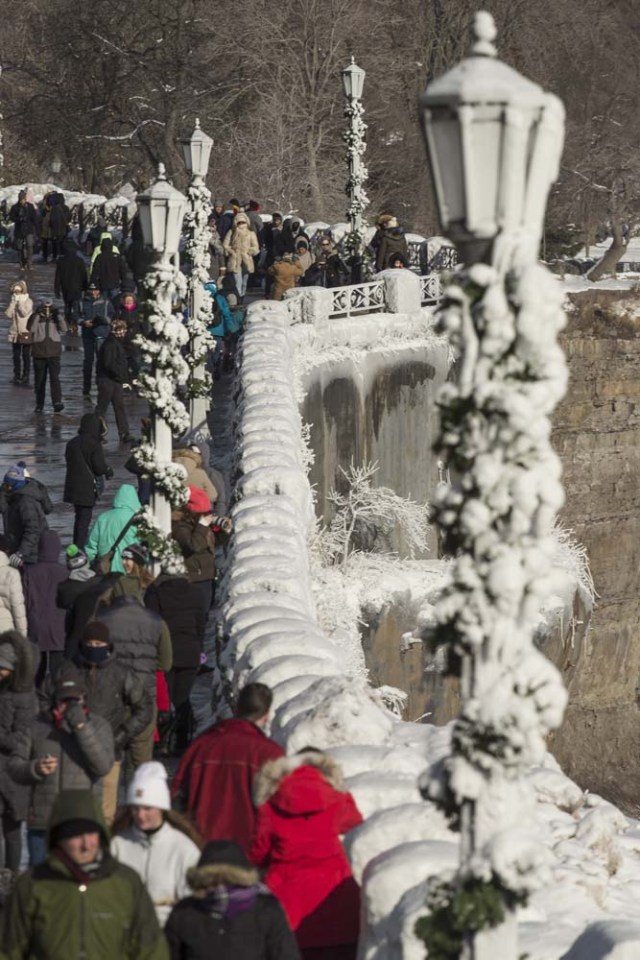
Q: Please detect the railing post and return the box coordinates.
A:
[382,269,422,313]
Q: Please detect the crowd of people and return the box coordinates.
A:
[0,189,377,958]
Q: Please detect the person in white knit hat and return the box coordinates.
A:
[111,761,203,925]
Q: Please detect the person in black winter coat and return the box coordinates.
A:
[22,530,67,685]
[165,840,301,960]
[63,414,113,548]
[54,239,88,325]
[48,193,69,258]
[0,630,37,870]
[145,573,205,752]
[118,291,142,382]
[57,549,121,660]
[0,464,52,567]
[90,237,127,307]
[95,319,132,442]
[9,191,39,271]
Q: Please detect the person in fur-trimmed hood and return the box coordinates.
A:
[165,839,301,960]
[249,750,363,960]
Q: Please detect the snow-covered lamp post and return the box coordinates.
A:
[342,58,368,284]
[416,12,568,959]
[134,164,190,569]
[178,118,215,437]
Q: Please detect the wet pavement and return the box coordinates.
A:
[0,249,149,542]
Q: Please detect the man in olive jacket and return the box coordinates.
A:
[2,789,168,960]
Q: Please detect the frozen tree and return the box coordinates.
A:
[320,460,429,570]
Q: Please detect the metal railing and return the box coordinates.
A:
[420,274,442,305]
[330,279,386,318]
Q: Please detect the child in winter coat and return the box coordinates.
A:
[111,762,202,925]
[250,750,363,960]
[5,279,33,385]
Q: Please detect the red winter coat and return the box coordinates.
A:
[171,718,284,853]
[249,753,363,950]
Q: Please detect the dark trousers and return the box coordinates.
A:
[166,667,198,750]
[35,650,65,689]
[95,377,129,438]
[73,505,94,549]
[193,580,213,619]
[12,342,31,380]
[33,356,61,408]
[0,811,22,872]
[64,298,82,325]
[81,329,96,394]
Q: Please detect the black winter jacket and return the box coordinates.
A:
[54,241,88,300]
[63,414,112,507]
[165,888,301,960]
[49,201,68,240]
[90,238,127,291]
[0,479,52,564]
[58,572,122,657]
[145,575,205,669]
[0,631,37,820]
[96,333,129,383]
[9,201,38,240]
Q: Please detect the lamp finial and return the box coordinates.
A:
[157,162,167,180]
[194,117,201,129]
[472,10,497,57]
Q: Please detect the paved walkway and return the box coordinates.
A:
[0,250,148,542]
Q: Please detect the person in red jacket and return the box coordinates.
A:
[250,750,363,960]
[171,682,283,853]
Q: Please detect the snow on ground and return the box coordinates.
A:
[560,274,640,294]
[0,183,134,218]
[219,296,640,958]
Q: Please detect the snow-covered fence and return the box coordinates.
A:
[419,274,441,305]
[330,279,386,318]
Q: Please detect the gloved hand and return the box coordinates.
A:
[8,553,23,569]
[65,701,87,731]
[212,516,233,534]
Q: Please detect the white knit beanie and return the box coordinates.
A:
[126,761,171,811]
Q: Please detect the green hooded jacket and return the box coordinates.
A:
[84,484,141,574]
[2,790,168,960]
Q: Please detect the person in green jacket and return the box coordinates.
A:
[84,483,141,574]
[2,788,168,960]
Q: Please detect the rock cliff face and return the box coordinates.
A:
[301,290,640,812]
[546,290,640,815]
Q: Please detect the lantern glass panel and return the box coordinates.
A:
[428,111,465,229]
[467,110,502,236]
[138,200,153,249]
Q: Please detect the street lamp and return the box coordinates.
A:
[178,118,215,437]
[420,9,564,268]
[135,163,190,548]
[342,57,368,284]
[417,12,568,960]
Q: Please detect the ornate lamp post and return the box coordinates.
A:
[178,118,215,437]
[134,164,190,568]
[416,12,568,960]
[342,58,368,284]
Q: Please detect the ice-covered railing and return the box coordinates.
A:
[325,273,440,321]
[218,298,640,960]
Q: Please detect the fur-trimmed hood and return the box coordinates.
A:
[253,751,344,811]
[187,861,259,893]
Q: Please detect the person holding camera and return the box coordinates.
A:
[27,300,68,414]
[9,190,39,272]
[8,663,114,865]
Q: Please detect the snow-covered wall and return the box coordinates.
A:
[218,298,640,960]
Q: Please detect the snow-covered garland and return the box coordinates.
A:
[343,97,369,257]
[183,180,215,397]
[419,260,570,952]
[133,256,190,568]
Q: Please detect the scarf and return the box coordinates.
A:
[52,847,103,884]
[199,883,263,920]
